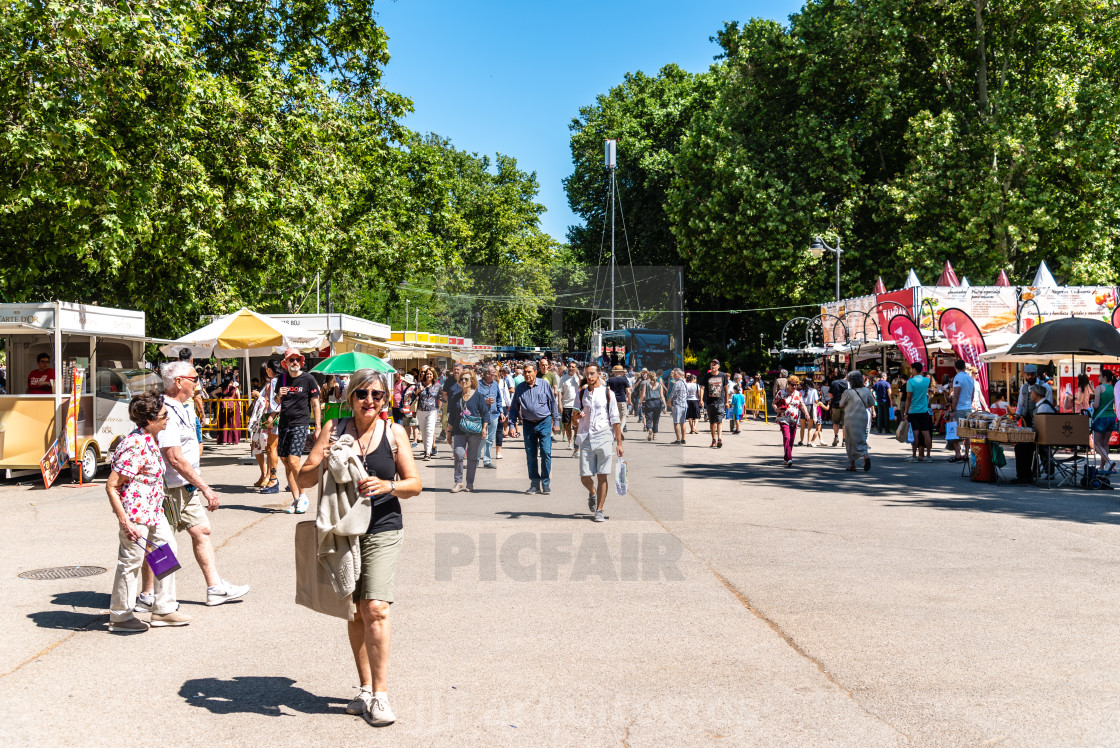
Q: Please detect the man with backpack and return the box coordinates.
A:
[571,364,623,523]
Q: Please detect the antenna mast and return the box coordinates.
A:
[605,139,617,331]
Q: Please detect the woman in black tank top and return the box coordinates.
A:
[339,418,403,534]
[295,369,422,726]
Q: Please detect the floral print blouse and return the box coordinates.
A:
[111,429,165,527]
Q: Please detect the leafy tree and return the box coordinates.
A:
[667,0,1120,311]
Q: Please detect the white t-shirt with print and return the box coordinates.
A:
[157,395,200,488]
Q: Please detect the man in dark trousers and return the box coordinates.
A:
[508,361,561,495]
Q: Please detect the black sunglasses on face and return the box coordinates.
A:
[353,389,386,401]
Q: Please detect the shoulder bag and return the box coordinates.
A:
[459,398,484,435]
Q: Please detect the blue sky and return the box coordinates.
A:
[376,0,804,243]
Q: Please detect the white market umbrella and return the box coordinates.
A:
[160,307,325,359]
[903,269,922,289]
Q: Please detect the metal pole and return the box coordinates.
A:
[835,238,841,302]
[316,272,320,314]
[610,167,616,331]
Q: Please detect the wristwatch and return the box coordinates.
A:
[389,480,396,495]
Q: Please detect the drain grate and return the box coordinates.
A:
[19,566,107,580]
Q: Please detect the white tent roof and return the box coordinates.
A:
[903,269,922,289]
[1032,261,1058,288]
[159,308,325,358]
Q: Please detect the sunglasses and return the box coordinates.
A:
[178,375,198,382]
[154,410,169,420]
[285,358,305,366]
[459,377,471,383]
[353,389,386,401]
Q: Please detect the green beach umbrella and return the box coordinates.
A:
[311,351,395,375]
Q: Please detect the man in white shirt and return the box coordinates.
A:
[143,361,250,610]
[559,361,581,450]
[571,364,624,523]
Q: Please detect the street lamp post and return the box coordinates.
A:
[809,236,844,302]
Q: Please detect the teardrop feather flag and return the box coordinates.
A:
[887,315,928,372]
[939,309,989,409]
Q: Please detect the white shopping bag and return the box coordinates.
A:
[907,425,915,444]
[944,420,958,441]
[614,457,628,496]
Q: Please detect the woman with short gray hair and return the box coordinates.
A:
[297,368,422,727]
[838,370,876,471]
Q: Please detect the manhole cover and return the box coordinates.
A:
[18,566,107,580]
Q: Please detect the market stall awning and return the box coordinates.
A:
[159,307,325,358]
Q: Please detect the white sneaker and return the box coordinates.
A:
[363,693,396,726]
[295,494,310,514]
[133,592,154,613]
[206,579,250,606]
[284,497,298,514]
[347,687,373,715]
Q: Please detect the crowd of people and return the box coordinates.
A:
[101,350,1116,729]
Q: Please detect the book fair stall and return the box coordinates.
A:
[781,261,1120,487]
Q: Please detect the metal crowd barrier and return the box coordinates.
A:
[200,397,251,435]
[742,389,769,424]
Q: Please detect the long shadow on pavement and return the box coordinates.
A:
[28,610,105,630]
[216,503,281,514]
[677,449,1120,526]
[179,677,345,716]
[27,590,111,629]
[495,510,590,520]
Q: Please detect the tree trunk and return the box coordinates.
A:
[974,0,989,114]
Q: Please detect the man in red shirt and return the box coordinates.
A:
[27,353,54,394]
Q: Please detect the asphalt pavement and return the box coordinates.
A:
[1,416,1118,746]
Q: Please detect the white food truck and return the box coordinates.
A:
[0,302,165,482]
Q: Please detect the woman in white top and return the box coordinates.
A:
[685,373,701,434]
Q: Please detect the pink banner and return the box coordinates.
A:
[1113,304,1120,330]
[938,309,989,408]
[877,289,915,342]
[887,315,928,371]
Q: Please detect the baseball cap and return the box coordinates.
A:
[1024,364,1037,373]
[710,358,720,365]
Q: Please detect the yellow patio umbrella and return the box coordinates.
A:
[160,308,325,359]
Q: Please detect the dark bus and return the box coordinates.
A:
[600,328,677,371]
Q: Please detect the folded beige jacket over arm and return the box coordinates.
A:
[314,434,373,599]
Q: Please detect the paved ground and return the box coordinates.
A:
[1,416,1119,746]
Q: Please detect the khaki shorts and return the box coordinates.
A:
[354,529,403,603]
[166,484,208,532]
